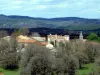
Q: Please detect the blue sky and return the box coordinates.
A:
[0,0,100,18]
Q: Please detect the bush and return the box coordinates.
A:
[87,33,99,42]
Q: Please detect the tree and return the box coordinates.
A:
[71,40,88,69]
[0,30,8,38]
[94,56,100,75]
[87,33,98,41]
[20,43,54,75]
[0,37,18,69]
[55,41,79,75]
[18,27,30,35]
[19,39,100,75]
[32,32,40,37]
[85,42,100,63]
[11,29,21,38]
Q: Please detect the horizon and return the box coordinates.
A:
[0,14,100,19]
[0,0,100,19]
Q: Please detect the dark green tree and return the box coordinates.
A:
[87,33,98,41]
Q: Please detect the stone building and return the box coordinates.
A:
[47,34,70,46]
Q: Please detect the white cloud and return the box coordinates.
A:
[1,5,21,11]
[35,5,47,10]
[0,0,100,18]
[42,0,54,2]
[32,0,40,4]
[11,0,24,5]
[27,5,47,11]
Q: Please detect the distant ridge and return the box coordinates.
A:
[0,14,100,30]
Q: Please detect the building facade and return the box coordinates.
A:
[47,34,70,46]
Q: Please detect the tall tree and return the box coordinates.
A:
[20,43,54,75]
[0,37,18,69]
[55,41,79,75]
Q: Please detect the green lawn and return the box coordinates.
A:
[76,63,96,75]
[0,68,20,75]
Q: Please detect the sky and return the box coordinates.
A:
[0,0,100,18]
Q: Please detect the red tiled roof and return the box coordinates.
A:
[17,39,36,43]
[17,38,48,46]
[41,42,48,45]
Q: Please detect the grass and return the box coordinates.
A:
[76,63,96,75]
[0,68,20,75]
[0,63,96,75]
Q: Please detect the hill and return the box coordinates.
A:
[0,14,100,30]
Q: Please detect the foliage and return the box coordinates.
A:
[70,40,89,69]
[85,42,100,63]
[55,41,79,75]
[87,33,99,42]
[0,30,99,75]
[0,30,8,38]
[19,39,100,75]
[76,63,96,75]
[0,37,19,70]
[32,32,40,37]
[20,43,54,75]
[18,27,30,35]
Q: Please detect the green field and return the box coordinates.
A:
[0,68,20,75]
[76,63,96,75]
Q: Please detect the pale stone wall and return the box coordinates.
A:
[47,34,70,46]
